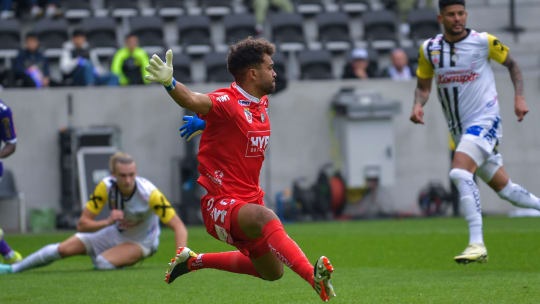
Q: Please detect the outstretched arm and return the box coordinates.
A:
[145,50,212,115]
[409,77,433,125]
[502,54,528,122]
[165,215,188,248]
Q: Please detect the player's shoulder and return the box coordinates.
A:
[135,176,157,200]
[208,86,236,103]
[0,100,11,113]
[101,176,116,190]
[420,34,443,50]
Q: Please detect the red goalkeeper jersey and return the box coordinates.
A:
[198,82,271,203]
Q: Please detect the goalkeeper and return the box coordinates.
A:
[145,38,335,302]
[0,152,188,274]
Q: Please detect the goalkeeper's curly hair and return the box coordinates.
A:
[227,37,275,82]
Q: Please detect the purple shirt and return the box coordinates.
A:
[0,100,16,177]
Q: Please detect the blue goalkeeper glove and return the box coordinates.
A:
[179,115,206,141]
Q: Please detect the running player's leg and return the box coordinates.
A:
[0,228,22,264]
[478,157,540,210]
[450,151,482,245]
[7,235,86,273]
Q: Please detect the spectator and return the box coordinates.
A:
[60,29,119,86]
[111,33,150,86]
[13,32,50,88]
[252,0,294,34]
[342,48,375,79]
[380,48,413,81]
[1,0,61,19]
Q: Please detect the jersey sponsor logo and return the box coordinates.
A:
[438,71,479,84]
[216,94,230,102]
[205,170,224,186]
[238,99,251,106]
[245,130,270,157]
[244,108,253,123]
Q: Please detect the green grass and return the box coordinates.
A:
[2,217,540,303]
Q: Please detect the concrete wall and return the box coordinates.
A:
[0,74,539,228]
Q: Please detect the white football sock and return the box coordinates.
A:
[94,254,116,270]
[498,180,540,210]
[450,168,484,245]
[11,243,61,273]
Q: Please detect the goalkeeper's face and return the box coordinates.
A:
[256,54,276,95]
[114,162,137,196]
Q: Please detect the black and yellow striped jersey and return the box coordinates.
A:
[417,29,508,139]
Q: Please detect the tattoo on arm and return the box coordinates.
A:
[414,78,432,106]
[503,55,524,96]
[414,88,429,106]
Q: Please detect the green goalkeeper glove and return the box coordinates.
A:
[145,49,174,88]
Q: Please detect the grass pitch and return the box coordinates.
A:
[1,216,540,303]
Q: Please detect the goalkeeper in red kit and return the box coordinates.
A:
[145,37,335,301]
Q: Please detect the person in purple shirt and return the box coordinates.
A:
[0,99,20,265]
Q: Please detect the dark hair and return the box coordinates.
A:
[72,29,86,37]
[227,37,275,81]
[25,31,38,40]
[439,0,465,11]
[125,31,137,40]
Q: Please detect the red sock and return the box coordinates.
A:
[188,251,260,278]
[262,219,314,286]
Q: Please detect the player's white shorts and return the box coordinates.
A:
[456,118,503,182]
[75,225,159,260]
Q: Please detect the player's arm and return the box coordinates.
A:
[502,54,527,122]
[0,142,15,159]
[76,181,123,232]
[165,214,188,248]
[149,189,188,248]
[76,207,123,233]
[145,50,212,115]
[410,43,434,125]
[488,33,527,122]
[410,77,433,125]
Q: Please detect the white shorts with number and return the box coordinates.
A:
[456,117,504,182]
[75,225,159,260]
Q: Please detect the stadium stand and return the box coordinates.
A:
[269,12,305,51]
[81,17,118,48]
[198,0,232,17]
[362,9,399,51]
[337,0,370,15]
[298,49,333,80]
[60,0,92,21]
[223,13,257,45]
[129,16,165,54]
[177,15,212,55]
[151,0,186,18]
[105,0,139,18]
[172,51,193,83]
[204,51,233,83]
[32,18,69,59]
[315,11,351,51]
[407,7,440,43]
[294,0,324,16]
[0,19,21,57]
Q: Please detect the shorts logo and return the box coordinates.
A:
[216,95,230,102]
[244,108,253,123]
[245,130,270,157]
[238,100,251,106]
